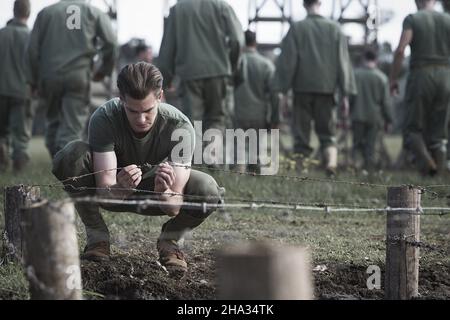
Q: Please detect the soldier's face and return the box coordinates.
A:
[122,92,161,135]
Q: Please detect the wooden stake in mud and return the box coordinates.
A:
[386,186,421,300]
[217,242,313,300]
[22,200,82,300]
[2,185,40,262]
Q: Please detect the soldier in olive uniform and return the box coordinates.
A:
[273,0,357,177]
[158,0,244,165]
[26,0,117,157]
[52,63,221,277]
[390,0,450,175]
[0,0,32,172]
[351,49,393,172]
[233,30,279,173]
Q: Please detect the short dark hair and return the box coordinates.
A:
[304,0,319,7]
[135,44,151,56]
[14,0,30,19]
[364,48,378,62]
[245,30,257,46]
[117,62,163,100]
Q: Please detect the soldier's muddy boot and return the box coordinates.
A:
[248,163,261,175]
[81,241,111,262]
[233,164,246,174]
[13,156,29,173]
[0,143,10,172]
[430,147,446,175]
[408,133,437,176]
[157,221,188,279]
[157,239,188,279]
[323,146,338,178]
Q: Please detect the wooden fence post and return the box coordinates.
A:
[386,186,421,300]
[2,185,40,262]
[21,200,82,300]
[217,242,313,300]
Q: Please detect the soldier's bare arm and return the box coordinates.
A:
[93,151,142,199]
[154,162,190,216]
[390,29,413,96]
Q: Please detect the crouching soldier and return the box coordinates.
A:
[52,62,221,277]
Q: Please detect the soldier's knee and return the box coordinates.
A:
[186,170,221,218]
[52,140,92,183]
[191,172,220,202]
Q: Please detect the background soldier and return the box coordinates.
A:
[351,49,393,173]
[273,0,357,177]
[390,0,450,175]
[26,0,117,157]
[0,0,32,172]
[233,30,279,173]
[157,0,244,165]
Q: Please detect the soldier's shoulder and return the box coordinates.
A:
[374,68,388,83]
[301,15,341,32]
[254,52,275,69]
[158,103,191,125]
[92,98,122,119]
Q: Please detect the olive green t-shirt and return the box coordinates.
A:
[88,99,195,168]
[403,11,450,69]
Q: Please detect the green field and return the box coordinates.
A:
[0,137,448,300]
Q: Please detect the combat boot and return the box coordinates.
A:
[13,156,29,173]
[81,241,111,262]
[157,221,188,278]
[323,146,338,178]
[0,142,10,172]
[430,147,446,174]
[408,133,437,175]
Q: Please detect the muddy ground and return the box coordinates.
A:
[80,248,449,300]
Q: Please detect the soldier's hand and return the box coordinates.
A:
[154,162,176,192]
[384,122,393,134]
[271,123,280,130]
[341,96,350,118]
[390,81,399,96]
[117,165,142,189]
[28,85,39,99]
[93,71,105,82]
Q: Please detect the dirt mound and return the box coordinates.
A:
[81,250,215,300]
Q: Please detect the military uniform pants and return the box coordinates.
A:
[180,76,229,131]
[40,70,91,157]
[52,140,221,245]
[352,121,379,170]
[181,76,230,165]
[233,120,268,172]
[404,67,450,153]
[0,95,32,161]
[292,93,337,156]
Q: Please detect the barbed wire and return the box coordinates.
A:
[385,235,448,256]
[63,195,450,216]
[45,162,404,190]
[32,183,395,210]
